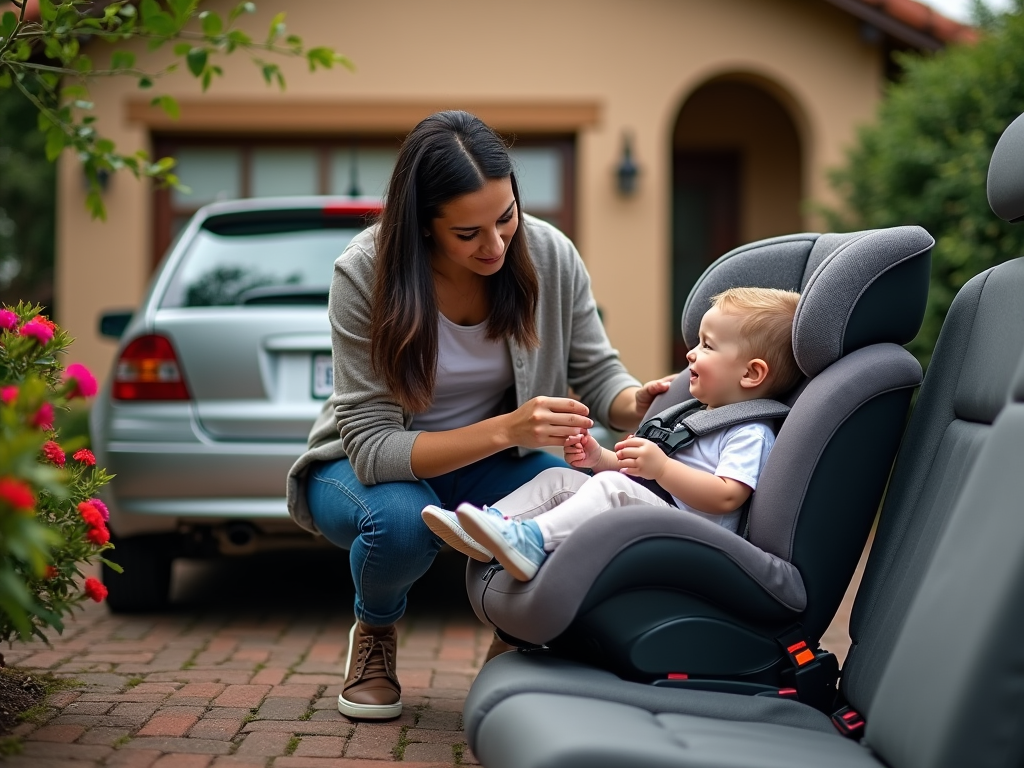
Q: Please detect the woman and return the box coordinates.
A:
[286,110,670,720]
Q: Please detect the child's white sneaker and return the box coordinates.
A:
[421,505,493,562]
[456,503,548,582]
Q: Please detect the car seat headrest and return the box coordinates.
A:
[682,227,934,379]
[988,111,1024,223]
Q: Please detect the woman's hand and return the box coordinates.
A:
[564,430,604,469]
[501,396,593,450]
[614,435,669,481]
[635,374,677,418]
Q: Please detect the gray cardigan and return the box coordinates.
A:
[285,214,640,533]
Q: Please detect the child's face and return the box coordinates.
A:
[685,306,763,408]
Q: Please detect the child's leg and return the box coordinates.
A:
[489,467,591,520]
[534,471,674,551]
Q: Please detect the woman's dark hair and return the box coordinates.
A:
[370,110,540,412]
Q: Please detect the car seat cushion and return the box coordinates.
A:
[474,693,877,768]
[470,507,806,645]
[865,358,1024,768]
[463,651,837,753]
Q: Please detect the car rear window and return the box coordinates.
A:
[160,213,368,308]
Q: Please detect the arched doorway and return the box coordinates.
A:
[671,76,803,368]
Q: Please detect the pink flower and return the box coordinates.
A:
[0,477,35,511]
[64,363,98,399]
[19,319,54,346]
[30,402,54,430]
[0,309,17,331]
[89,498,110,521]
[83,577,108,602]
[72,448,96,466]
[0,386,17,404]
[41,440,65,467]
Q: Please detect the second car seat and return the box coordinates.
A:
[466,225,934,691]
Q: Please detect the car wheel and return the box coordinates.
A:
[102,534,175,613]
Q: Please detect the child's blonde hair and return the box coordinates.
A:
[710,287,802,398]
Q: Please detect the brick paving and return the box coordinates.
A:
[2,541,866,767]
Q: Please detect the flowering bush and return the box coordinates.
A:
[0,302,119,645]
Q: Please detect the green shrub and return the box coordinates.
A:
[826,4,1024,367]
[0,302,119,644]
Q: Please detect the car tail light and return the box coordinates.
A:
[113,335,190,401]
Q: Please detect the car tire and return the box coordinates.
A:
[102,534,175,613]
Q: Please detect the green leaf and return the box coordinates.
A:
[186,47,208,77]
[39,0,57,22]
[45,127,66,162]
[95,138,115,154]
[0,70,11,89]
[229,1,257,22]
[140,0,177,36]
[99,557,123,574]
[306,46,334,71]
[0,11,17,42]
[110,50,136,70]
[173,42,191,56]
[138,76,153,89]
[167,0,194,24]
[150,94,180,120]
[61,84,90,99]
[266,11,285,43]
[86,189,106,220]
[200,10,223,36]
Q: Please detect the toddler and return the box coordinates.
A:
[422,287,802,581]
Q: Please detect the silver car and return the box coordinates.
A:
[92,197,381,612]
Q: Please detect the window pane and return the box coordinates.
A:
[172,148,242,207]
[510,147,563,210]
[330,147,397,198]
[161,226,363,308]
[251,148,319,197]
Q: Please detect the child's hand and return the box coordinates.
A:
[564,430,603,469]
[614,436,669,481]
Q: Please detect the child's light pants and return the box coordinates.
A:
[493,467,675,551]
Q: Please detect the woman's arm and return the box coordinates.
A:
[410,396,593,478]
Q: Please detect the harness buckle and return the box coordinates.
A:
[831,706,865,739]
[776,628,839,713]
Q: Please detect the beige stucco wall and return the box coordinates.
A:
[58,0,883,386]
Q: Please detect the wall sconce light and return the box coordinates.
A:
[616,132,639,196]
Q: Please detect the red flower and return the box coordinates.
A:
[89,498,110,521]
[45,565,58,579]
[73,448,96,466]
[78,501,104,528]
[19,319,54,345]
[0,477,35,511]
[31,402,54,430]
[41,441,65,467]
[0,385,17,404]
[34,316,57,332]
[83,577,107,602]
[64,364,98,399]
[86,524,110,546]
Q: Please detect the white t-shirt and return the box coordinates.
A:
[669,421,775,533]
[409,314,514,433]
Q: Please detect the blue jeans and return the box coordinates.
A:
[307,449,567,625]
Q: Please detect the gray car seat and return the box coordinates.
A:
[466,225,933,691]
[461,111,1024,768]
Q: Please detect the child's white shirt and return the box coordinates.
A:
[668,421,776,533]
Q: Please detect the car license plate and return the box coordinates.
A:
[312,353,333,399]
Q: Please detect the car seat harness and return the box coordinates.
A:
[632,397,791,535]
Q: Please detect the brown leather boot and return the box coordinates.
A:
[337,621,402,719]
[484,631,516,663]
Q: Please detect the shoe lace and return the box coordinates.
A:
[353,632,396,682]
